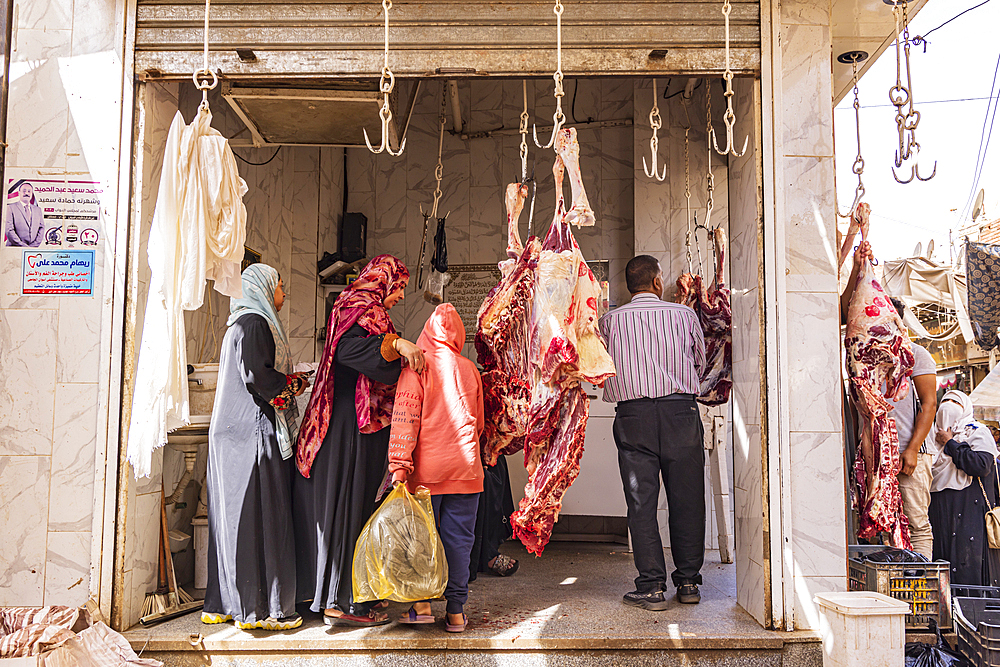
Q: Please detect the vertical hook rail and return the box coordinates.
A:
[192,0,218,112]
[836,51,868,218]
[365,0,405,156]
[642,79,667,181]
[533,0,567,149]
[709,0,748,157]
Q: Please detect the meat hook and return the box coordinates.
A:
[534,0,567,150]
[365,0,405,156]
[642,79,667,181]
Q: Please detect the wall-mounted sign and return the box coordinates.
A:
[21,249,95,295]
[3,168,105,249]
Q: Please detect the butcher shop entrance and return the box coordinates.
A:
[114,0,782,651]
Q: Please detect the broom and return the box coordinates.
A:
[140,493,171,618]
[140,489,202,625]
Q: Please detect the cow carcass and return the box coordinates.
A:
[477,128,615,555]
[844,203,913,548]
[675,228,733,405]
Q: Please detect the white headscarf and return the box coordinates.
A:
[931,390,999,492]
[228,263,298,459]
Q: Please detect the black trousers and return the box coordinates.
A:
[613,395,705,592]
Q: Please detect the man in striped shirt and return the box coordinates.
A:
[598,255,707,609]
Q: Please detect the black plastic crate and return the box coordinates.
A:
[848,556,951,629]
[955,596,1000,667]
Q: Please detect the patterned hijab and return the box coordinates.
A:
[295,254,409,477]
[227,263,299,459]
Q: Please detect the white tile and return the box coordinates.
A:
[784,156,839,293]
[49,384,98,531]
[43,531,90,607]
[291,171,319,254]
[56,295,101,383]
[290,337,315,365]
[288,254,318,339]
[781,0,831,26]
[790,431,848,578]
[0,456,50,606]
[736,557,766,625]
[7,30,71,169]
[781,23,835,158]
[785,291,843,433]
[126,491,161,618]
[792,575,848,631]
[0,309,57,455]
[19,0,74,31]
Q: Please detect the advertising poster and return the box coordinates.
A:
[3,169,105,249]
[21,249,95,295]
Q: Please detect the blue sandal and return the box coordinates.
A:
[398,607,435,624]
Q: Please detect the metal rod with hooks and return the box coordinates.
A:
[364,0,405,156]
[709,0,748,158]
[836,50,868,218]
[533,0,567,149]
[642,79,667,181]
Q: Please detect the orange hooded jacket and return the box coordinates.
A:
[388,303,485,495]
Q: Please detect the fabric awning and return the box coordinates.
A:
[970,362,1000,421]
[881,256,974,344]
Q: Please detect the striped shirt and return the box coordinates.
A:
[598,293,706,403]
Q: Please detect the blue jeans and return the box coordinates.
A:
[431,493,481,615]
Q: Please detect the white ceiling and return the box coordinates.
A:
[831,0,931,104]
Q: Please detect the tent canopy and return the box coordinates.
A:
[971,362,1000,422]
[881,256,973,343]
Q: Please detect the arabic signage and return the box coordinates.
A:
[3,168,105,249]
[21,250,95,295]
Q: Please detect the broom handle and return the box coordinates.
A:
[160,488,179,603]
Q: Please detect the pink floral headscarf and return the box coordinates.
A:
[295,255,409,478]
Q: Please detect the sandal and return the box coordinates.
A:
[373,600,390,610]
[398,607,435,625]
[323,610,391,627]
[235,614,303,631]
[445,613,468,633]
[488,554,519,577]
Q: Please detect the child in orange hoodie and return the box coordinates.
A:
[388,303,485,632]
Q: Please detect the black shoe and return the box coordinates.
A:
[677,584,701,604]
[623,590,670,611]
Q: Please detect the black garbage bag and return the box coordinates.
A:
[863,547,931,563]
[904,620,973,667]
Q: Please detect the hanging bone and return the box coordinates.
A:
[554,128,596,227]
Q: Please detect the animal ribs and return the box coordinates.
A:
[477,128,615,555]
[844,203,913,548]
[675,228,733,405]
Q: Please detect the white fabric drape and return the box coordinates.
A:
[127,107,248,478]
[882,256,974,343]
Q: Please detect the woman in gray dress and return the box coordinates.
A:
[202,263,309,630]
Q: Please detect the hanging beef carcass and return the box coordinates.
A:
[675,228,732,405]
[844,203,913,548]
[477,128,615,555]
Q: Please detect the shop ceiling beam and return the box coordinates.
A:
[134,0,761,77]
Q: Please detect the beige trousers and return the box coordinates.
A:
[896,452,934,559]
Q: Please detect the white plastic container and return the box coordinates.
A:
[813,591,910,667]
[192,516,209,590]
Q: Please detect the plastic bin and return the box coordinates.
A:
[814,592,910,667]
[847,555,951,629]
[954,596,1000,667]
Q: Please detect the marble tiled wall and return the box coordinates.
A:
[778,1,848,631]
[0,0,126,609]
[346,79,634,355]
[728,78,767,625]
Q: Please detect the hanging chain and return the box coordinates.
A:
[685,127,693,273]
[191,0,218,111]
[709,0,748,157]
[643,79,667,181]
[533,0,567,149]
[837,55,866,218]
[431,85,447,217]
[365,0,405,156]
[520,80,530,180]
[889,0,935,182]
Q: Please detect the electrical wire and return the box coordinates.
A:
[834,95,998,109]
[910,0,991,50]
[233,145,282,166]
[960,50,1000,221]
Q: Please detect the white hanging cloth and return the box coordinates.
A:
[127,107,248,478]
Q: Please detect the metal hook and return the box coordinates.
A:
[533,106,566,149]
[642,79,667,181]
[364,88,406,156]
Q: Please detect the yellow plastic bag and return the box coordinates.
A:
[352,484,448,603]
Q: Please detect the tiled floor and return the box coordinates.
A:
[123,543,819,652]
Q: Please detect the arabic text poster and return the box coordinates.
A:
[22,250,95,295]
[3,169,105,249]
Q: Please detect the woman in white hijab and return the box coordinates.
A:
[929,390,1000,585]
